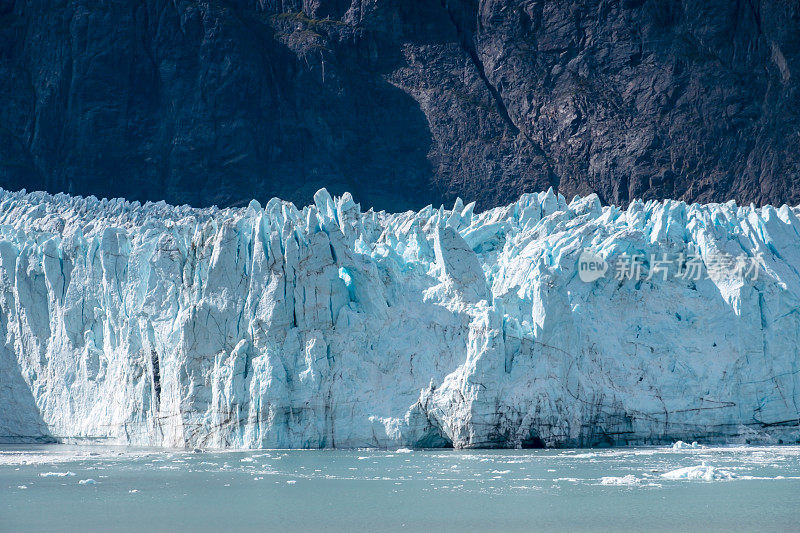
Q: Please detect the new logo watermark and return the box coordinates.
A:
[577,249,763,283]
[578,250,608,282]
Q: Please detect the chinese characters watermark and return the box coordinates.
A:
[577,250,763,283]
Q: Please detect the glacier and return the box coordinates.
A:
[0,187,798,449]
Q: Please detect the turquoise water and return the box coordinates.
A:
[2,444,799,531]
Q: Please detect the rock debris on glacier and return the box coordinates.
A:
[0,187,799,449]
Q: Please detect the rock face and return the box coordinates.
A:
[1,1,799,211]
[0,187,798,448]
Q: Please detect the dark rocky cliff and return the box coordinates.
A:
[1,0,798,211]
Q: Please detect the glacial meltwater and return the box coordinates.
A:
[2,444,799,531]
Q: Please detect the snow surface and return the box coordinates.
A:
[0,187,799,448]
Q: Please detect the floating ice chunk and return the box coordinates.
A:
[395,448,412,454]
[39,471,76,477]
[286,480,297,484]
[672,441,704,450]
[661,465,736,481]
[599,475,641,486]
[78,478,97,485]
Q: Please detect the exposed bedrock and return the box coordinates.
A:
[1,1,799,210]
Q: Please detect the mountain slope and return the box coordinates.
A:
[1,0,798,211]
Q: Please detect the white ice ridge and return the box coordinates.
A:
[0,187,799,449]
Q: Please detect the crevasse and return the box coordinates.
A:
[0,187,798,448]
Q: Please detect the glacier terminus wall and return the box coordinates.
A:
[0,188,798,448]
